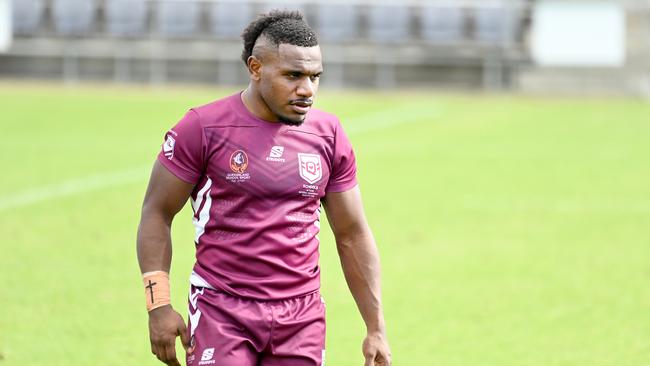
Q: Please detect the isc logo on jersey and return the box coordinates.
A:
[230,150,248,173]
[226,150,251,183]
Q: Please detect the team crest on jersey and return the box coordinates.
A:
[230,150,248,173]
[298,153,322,184]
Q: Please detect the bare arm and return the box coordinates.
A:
[323,186,392,366]
[137,160,194,272]
[137,160,195,366]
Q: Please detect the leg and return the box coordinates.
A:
[187,286,261,366]
[260,292,326,366]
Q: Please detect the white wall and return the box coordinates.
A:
[531,0,626,67]
[0,0,11,52]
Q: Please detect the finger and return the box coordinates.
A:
[364,355,374,366]
[152,344,165,362]
[166,356,181,366]
[154,339,170,363]
[178,322,191,352]
[163,342,180,366]
[378,350,392,366]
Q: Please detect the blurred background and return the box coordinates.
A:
[1,1,650,366]
[0,0,648,95]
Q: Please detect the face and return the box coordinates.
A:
[254,44,323,125]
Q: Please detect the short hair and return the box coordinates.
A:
[241,10,318,64]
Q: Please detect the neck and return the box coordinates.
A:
[241,86,279,122]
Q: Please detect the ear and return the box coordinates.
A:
[247,56,262,81]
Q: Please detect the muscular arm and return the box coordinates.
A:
[137,160,195,366]
[323,186,392,366]
[137,160,194,272]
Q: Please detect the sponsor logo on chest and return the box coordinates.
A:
[266,145,286,163]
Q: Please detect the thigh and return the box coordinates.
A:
[187,286,260,366]
[260,292,326,366]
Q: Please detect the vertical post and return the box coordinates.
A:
[149,0,166,86]
[63,43,79,84]
[217,60,240,86]
[325,62,345,89]
[114,42,132,84]
[0,0,12,53]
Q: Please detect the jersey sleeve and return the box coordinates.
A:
[157,109,204,184]
[326,120,358,193]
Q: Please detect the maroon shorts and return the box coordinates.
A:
[186,285,326,366]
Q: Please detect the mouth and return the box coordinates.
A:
[290,99,313,114]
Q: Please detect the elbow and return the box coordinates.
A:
[335,235,355,251]
[334,226,373,251]
[140,201,174,227]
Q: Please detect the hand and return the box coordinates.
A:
[362,331,392,366]
[148,305,192,366]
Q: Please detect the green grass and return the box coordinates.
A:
[1,82,649,365]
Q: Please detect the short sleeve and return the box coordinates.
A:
[326,121,358,193]
[157,109,204,184]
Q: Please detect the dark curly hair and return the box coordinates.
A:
[241,10,318,64]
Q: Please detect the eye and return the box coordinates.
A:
[310,74,322,82]
[287,72,301,79]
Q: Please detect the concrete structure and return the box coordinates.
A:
[0,0,530,89]
[3,0,648,95]
[516,0,650,96]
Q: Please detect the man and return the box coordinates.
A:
[137,10,391,366]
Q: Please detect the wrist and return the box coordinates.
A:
[366,319,386,335]
[367,327,386,336]
[148,304,172,317]
[142,271,171,312]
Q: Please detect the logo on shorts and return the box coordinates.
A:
[230,150,249,173]
[198,347,215,365]
[163,135,175,160]
[298,153,322,184]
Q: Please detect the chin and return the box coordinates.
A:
[278,114,306,126]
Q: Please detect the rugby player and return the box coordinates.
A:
[137,10,391,366]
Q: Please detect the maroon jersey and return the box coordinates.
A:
[158,93,357,300]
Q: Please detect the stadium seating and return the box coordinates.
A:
[367,4,410,42]
[421,6,465,43]
[261,2,305,13]
[315,4,358,41]
[209,2,254,38]
[157,0,200,37]
[52,0,96,35]
[2,0,530,88]
[11,0,44,34]
[106,0,148,36]
[474,3,517,43]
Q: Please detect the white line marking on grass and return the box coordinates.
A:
[0,165,150,211]
[0,102,439,211]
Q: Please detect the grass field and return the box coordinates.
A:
[1,82,649,366]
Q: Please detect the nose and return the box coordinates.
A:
[296,77,316,98]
